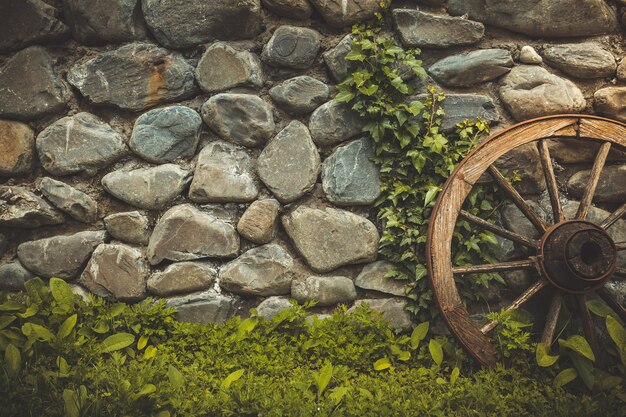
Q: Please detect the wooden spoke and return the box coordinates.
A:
[487,165,548,233]
[540,292,563,346]
[576,142,611,220]
[481,280,548,334]
[537,140,564,224]
[578,294,601,362]
[600,202,626,230]
[452,259,536,275]
[615,242,626,252]
[459,210,539,249]
[597,286,626,322]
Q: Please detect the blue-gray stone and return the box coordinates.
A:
[393,9,484,48]
[269,76,329,115]
[39,177,98,223]
[428,49,513,87]
[262,25,321,70]
[411,94,500,132]
[0,262,35,291]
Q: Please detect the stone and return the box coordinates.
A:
[291,275,357,306]
[501,201,549,240]
[201,94,275,148]
[412,94,500,132]
[0,120,35,176]
[170,294,238,324]
[148,261,216,296]
[546,138,626,164]
[0,262,35,291]
[63,0,148,45]
[448,0,618,38]
[351,298,412,330]
[567,165,626,203]
[17,231,106,280]
[269,76,330,115]
[142,0,262,49]
[148,204,240,265]
[428,49,513,87]
[237,199,281,244]
[80,243,148,301]
[499,66,586,122]
[104,211,151,245]
[189,141,258,203]
[130,106,201,163]
[321,138,381,206]
[617,59,626,81]
[519,46,542,64]
[102,164,191,210]
[68,43,197,112]
[542,43,616,79]
[39,177,98,223]
[0,0,69,53]
[393,9,484,48]
[323,35,353,82]
[220,244,295,296]
[355,261,408,297]
[308,0,388,28]
[258,121,320,203]
[0,186,65,228]
[262,26,321,70]
[261,0,313,19]
[0,46,69,120]
[282,206,379,272]
[494,143,546,195]
[256,296,293,320]
[594,87,626,123]
[0,234,7,257]
[36,112,127,176]
[309,101,365,147]
[196,42,263,93]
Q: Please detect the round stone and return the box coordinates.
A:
[0,120,35,176]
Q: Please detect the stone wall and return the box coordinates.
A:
[1,0,625,327]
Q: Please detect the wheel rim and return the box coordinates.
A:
[426,114,626,367]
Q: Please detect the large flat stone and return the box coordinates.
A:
[169,294,238,324]
[262,26,321,70]
[196,42,263,93]
[567,165,626,203]
[269,76,329,115]
[0,186,65,228]
[291,275,357,306]
[308,0,388,28]
[309,101,365,147]
[428,49,513,87]
[148,261,216,296]
[39,177,98,223]
[594,87,626,123]
[393,9,484,48]
[411,94,499,131]
[0,120,35,176]
[543,43,616,79]
[104,211,151,245]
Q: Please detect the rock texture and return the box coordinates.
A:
[594,87,626,122]
[104,211,151,245]
[39,177,98,223]
[255,296,293,320]
[393,9,484,48]
[0,262,35,291]
[261,0,312,20]
[567,165,626,203]
[196,43,263,93]
[148,262,216,296]
[542,43,616,79]
[519,46,542,64]
[309,0,388,28]
[0,121,35,176]
[309,101,365,147]
[351,298,412,330]
[269,76,329,114]
[428,49,513,87]
[355,261,408,297]
[323,35,353,82]
[412,94,499,131]
[170,294,238,324]
[262,26,321,69]
[292,275,357,306]
[237,199,281,244]
[0,186,65,228]
[494,143,546,195]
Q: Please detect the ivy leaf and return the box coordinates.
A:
[423,185,440,207]
[335,90,355,103]
[345,49,365,62]
[101,333,135,353]
[358,84,379,96]
[429,339,443,366]
[558,335,595,362]
[535,342,559,367]
[554,368,577,388]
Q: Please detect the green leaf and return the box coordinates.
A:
[316,362,333,396]
[22,322,54,341]
[329,386,348,405]
[167,365,185,390]
[606,315,626,347]
[429,339,443,366]
[50,277,75,312]
[587,299,618,319]
[554,368,577,388]
[143,345,157,359]
[132,384,156,399]
[535,343,559,367]
[92,321,110,334]
[24,278,46,305]
[410,321,429,349]
[57,314,78,340]
[0,301,24,311]
[450,366,460,385]
[571,353,595,390]
[373,357,392,371]
[345,49,365,61]
[137,335,149,350]
[558,335,595,362]
[63,389,80,417]
[423,186,439,207]
[0,316,15,330]
[334,90,355,103]
[595,375,622,391]
[4,343,21,375]
[221,369,245,390]
[101,333,135,353]
[236,316,258,340]
[16,304,38,319]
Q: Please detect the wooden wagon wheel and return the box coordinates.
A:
[426,114,626,367]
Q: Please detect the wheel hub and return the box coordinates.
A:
[539,220,617,294]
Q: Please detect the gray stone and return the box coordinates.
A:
[17,231,106,280]
[323,35,353,83]
[543,43,616,79]
[617,59,626,81]
[0,120,35,176]
[282,206,379,272]
[448,0,618,38]
[0,186,65,228]
[102,164,191,210]
[322,138,381,206]
[519,46,542,64]
[148,204,240,265]
[261,0,313,19]
[0,262,35,291]
[130,106,201,163]
[494,143,546,195]
[68,43,197,112]
[0,234,7,257]
[594,87,626,123]
[196,42,263,93]
[393,9,484,48]
[170,294,238,324]
[291,275,357,306]
[309,101,365,147]
[39,177,98,223]
[412,94,500,132]
[269,76,330,115]
[220,244,294,296]
[355,261,408,297]
[63,0,148,45]
[0,0,69,53]
[0,46,69,120]
[36,112,127,176]
[351,298,412,330]
[80,243,148,301]
[262,26,321,70]
[148,261,216,296]
[258,121,320,203]
[142,0,262,49]
[189,141,258,203]
[428,49,513,87]
[501,201,549,240]
[546,138,626,164]
[104,211,151,245]
[256,296,293,320]
[499,66,586,122]
[237,199,281,244]
[567,165,626,203]
[201,94,275,148]
[308,0,386,28]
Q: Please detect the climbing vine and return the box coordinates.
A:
[336,13,504,319]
